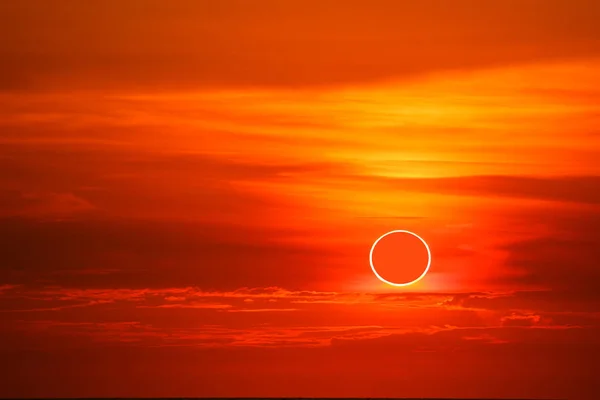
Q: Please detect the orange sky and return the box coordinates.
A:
[1,1,600,399]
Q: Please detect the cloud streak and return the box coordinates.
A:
[2,1,600,91]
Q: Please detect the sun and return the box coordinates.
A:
[369,229,432,287]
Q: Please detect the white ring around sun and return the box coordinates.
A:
[369,229,432,287]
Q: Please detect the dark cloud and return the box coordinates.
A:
[0,218,340,290]
[377,175,600,205]
[1,325,598,398]
[0,143,354,220]
[2,280,599,398]
[0,141,350,292]
[498,212,600,294]
[0,190,95,218]
[0,144,348,190]
[1,0,600,90]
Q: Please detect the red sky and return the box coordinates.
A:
[1,1,600,399]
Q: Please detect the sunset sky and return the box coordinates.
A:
[1,1,600,399]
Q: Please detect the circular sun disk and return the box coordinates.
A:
[369,229,431,287]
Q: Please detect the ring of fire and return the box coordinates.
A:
[369,229,432,287]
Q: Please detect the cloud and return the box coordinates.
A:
[0,286,370,312]
[0,191,95,218]
[495,212,600,300]
[3,319,410,349]
[2,323,599,399]
[0,218,340,290]
[372,175,600,205]
[501,312,543,327]
[0,300,113,313]
[11,317,579,350]
[0,284,19,293]
[2,1,600,90]
[137,303,233,310]
[2,285,598,329]
[443,290,600,315]
[224,308,298,313]
[0,143,350,220]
